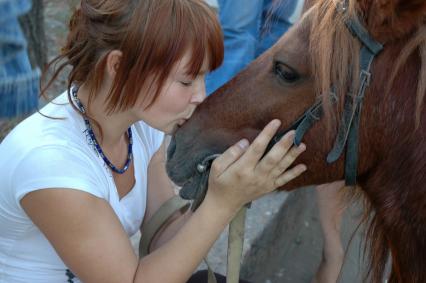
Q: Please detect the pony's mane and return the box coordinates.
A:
[388,26,426,126]
[308,0,426,281]
[309,0,426,129]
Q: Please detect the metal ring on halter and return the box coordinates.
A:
[307,108,321,121]
[196,154,221,173]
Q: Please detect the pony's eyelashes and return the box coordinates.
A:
[273,61,301,84]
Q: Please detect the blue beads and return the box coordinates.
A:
[65,269,75,282]
[71,86,133,174]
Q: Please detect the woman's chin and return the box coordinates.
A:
[155,121,182,135]
[168,123,182,135]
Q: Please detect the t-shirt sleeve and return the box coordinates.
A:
[11,144,107,205]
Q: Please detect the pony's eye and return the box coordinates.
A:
[274,62,300,83]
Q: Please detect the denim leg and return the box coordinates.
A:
[0,0,40,118]
[0,0,32,21]
[256,0,298,56]
[205,0,264,94]
[0,65,40,118]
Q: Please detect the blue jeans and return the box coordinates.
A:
[206,0,297,94]
[0,0,40,118]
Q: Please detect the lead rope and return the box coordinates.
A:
[195,154,249,283]
[226,206,248,283]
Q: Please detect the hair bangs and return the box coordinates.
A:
[182,0,224,78]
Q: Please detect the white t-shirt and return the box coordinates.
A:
[0,92,164,283]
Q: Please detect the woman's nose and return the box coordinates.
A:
[191,80,207,104]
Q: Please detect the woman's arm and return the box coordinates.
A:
[19,185,231,283]
[21,189,140,283]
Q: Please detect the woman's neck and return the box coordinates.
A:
[76,84,134,148]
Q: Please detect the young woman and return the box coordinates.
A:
[0,0,307,282]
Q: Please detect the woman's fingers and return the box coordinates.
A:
[255,130,295,174]
[210,139,249,177]
[274,164,307,187]
[206,120,308,210]
[269,142,306,178]
[235,119,281,168]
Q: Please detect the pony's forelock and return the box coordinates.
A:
[309,0,361,137]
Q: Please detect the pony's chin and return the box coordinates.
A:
[166,136,195,186]
[179,173,207,200]
[166,152,209,202]
[165,161,190,187]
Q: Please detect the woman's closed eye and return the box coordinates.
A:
[180,81,193,87]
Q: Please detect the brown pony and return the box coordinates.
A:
[166,0,426,282]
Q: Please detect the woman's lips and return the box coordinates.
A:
[170,119,187,135]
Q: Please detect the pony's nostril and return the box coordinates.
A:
[167,137,177,161]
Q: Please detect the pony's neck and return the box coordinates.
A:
[359,36,426,282]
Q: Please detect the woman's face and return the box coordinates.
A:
[135,50,209,134]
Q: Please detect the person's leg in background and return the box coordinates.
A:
[312,181,346,283]
[0,0,40,121]
[206,0,303,95]
[205,0,264,94]
[256,0,300,56]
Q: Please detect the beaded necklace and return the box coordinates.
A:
[71,86,133,174]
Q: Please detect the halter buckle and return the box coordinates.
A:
[360,69,372,86]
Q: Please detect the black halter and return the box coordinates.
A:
[267,3,383,186]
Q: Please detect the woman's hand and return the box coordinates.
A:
[205,119,307,214]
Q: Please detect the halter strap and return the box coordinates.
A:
[265,93,337,154]
[345,16,383,54]
[326,46,382,182]
[326,18,383,185]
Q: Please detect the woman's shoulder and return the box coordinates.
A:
[2,91,86,151]
[0,90,103,190]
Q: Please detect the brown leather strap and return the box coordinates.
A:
[139,195,190,257]
[226,207,247,283]
[139,196,247,283]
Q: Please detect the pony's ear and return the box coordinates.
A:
[358,0,426,42]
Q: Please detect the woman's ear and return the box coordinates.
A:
[358,0,426,43]
[106,50,123,79]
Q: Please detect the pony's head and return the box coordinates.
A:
[167,0,425,188]
[166,1,425,279]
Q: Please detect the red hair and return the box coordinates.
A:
[42,0,224,113]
